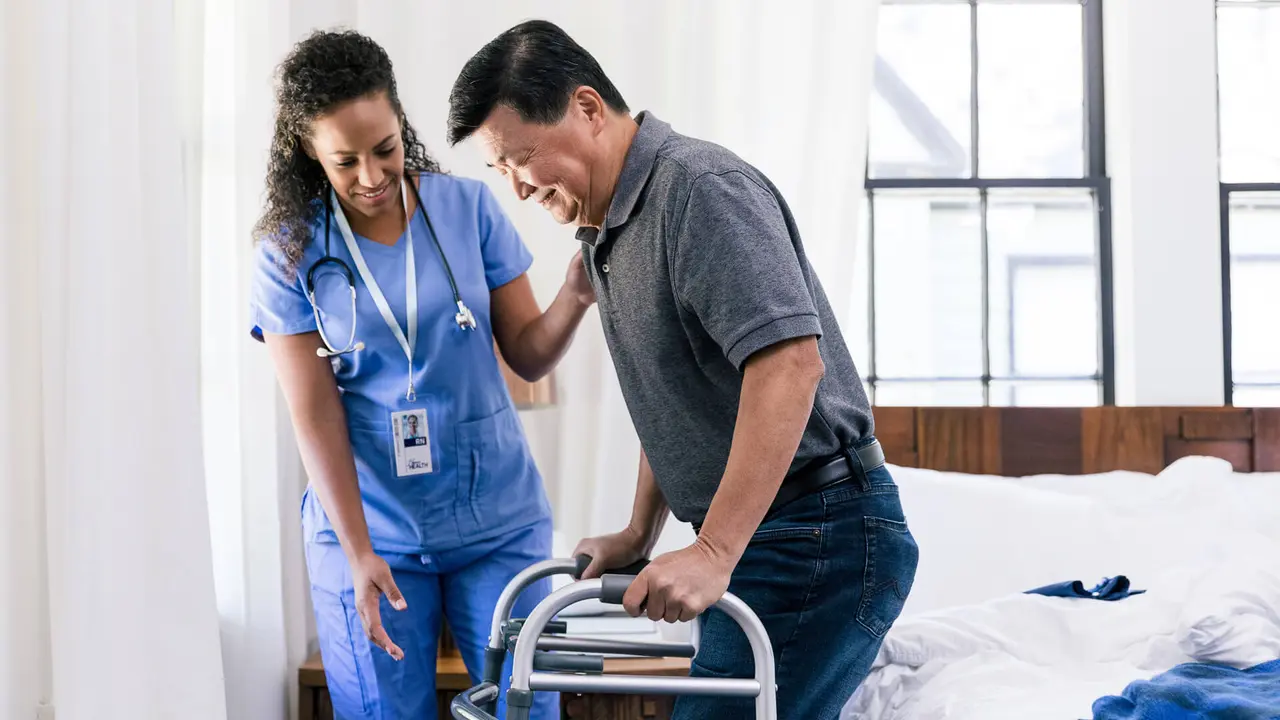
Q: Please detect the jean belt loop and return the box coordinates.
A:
[842,444,871,492]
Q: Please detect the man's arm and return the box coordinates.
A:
[627,449,669,554]
[620,169,828,623]
[695,336,823,566]
[574,449,670,578]
[620,337,823,622]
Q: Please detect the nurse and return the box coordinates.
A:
[249,30,587,720]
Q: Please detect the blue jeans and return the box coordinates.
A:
[306,517,559,720]
[674,463,919,720]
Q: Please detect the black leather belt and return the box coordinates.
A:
[766,438,886,519]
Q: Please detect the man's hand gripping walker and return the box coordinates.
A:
[450,554,778,720]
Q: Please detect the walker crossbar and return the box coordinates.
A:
[452,558,778,720]
[474,554,651,716]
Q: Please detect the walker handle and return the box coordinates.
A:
[572,553,650,580]
[599,574,636,606]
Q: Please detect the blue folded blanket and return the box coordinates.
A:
[1092,658,1280,720]
[1026,575,1146,601]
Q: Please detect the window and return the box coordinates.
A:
[860,0,1113,406]
[1217,0,1280,406]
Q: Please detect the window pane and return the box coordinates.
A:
[874,381,985,407]
[869,4,972,179]
[872,190,983,378]
[1233,385,1280,408]
[986,189,1099,378]
[1227,194,1280,384]
[1230,258,1280,382]
[977,3,1085,177]
[990,381,1100,408]
[1217,6,1280,182]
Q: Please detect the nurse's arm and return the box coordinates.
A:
[264,331,374,559]
[262,331,408,659]
[490,258,593,381]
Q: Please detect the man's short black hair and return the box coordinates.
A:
[447,20,629,146]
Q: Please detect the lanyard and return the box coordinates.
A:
[330,179,419,402]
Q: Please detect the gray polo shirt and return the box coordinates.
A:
[576,111,875,526]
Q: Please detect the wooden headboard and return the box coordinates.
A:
[871,406,1280,476]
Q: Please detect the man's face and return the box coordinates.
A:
[475,103,601,227]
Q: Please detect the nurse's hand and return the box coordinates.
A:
[622,540,733,624]
[572,526,648,579]
[565,249,596,307]
[353,552,408,661]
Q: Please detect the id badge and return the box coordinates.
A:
[391,409,432,476]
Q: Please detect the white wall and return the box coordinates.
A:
[1105,0,1225,405]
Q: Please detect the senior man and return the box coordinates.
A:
[447,19,918,719]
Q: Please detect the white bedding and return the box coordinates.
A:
[841,458,1280,720]
[845,561,1280,719]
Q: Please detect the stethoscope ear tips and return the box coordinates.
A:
[316,341,366,358]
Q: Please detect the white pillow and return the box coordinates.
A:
[889,461,1250,616]
[890,465,1116,615]
[1019,456,1235,523]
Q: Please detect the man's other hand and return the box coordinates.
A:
[572,526,649,579]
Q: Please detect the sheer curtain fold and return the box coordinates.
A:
[2,0,227,719]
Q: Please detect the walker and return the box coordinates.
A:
[450,555,777,720]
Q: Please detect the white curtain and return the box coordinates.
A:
[0,1,226,719]
[1,2,882,719]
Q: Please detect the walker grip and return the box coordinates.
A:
[599,574,636,605]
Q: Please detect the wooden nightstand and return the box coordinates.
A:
[299,629,692,720]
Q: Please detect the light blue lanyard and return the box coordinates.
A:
[330,179,419,402]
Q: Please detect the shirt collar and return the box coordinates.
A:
[575,111,671,247]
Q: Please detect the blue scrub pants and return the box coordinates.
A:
[306,517,560,720]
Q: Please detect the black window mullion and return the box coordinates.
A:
[980,187,991,404]
[867,188,879,404]
[1084,0,1106,179]
[970,0,980,180]
[1097,179,1116,404]
[1220,184,1233,405]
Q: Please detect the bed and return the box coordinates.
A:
[840,406,1280,720]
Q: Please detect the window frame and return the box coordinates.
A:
[863,0,1114,406]
[1219,185,1280,404]
[1216,0,1280,405]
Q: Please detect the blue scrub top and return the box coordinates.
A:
[249,172,552,555]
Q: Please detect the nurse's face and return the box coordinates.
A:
[306,91,406,220]
[475,90,613,228]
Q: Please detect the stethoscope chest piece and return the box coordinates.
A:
[455,300,477,330]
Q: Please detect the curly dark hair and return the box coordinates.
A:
[253,29,443,273]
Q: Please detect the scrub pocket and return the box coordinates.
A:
[454,405,543,535]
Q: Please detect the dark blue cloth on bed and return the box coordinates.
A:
[1091,658,1280,719]
[1025,575,1146,601]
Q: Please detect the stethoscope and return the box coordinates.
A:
[305,176,477,362]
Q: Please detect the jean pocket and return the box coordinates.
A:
[750,525,823,543]
[856,516,919,638]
